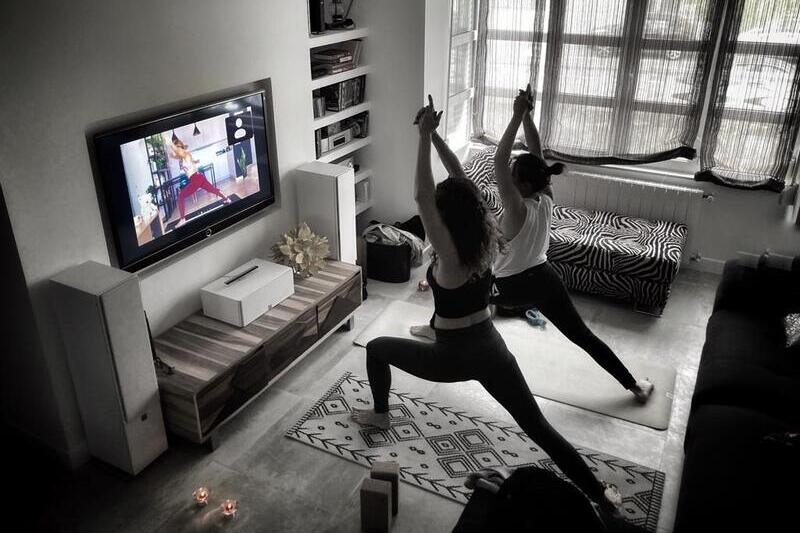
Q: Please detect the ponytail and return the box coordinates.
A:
[547,162,565,176]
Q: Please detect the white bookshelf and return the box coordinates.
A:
[355,168,372,184]
[313,102,371,129]
[308,27,370,47]
[355,199,374,215]
[311,65,372,90]
[308,22,373,216]
[317,136,372,163]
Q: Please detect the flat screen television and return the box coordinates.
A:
[93,90,276,271]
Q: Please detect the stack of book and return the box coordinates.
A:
[321,75,365,112]
[311,39,363,79]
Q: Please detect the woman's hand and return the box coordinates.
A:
[513,83,533,116]
[417,95,443,136]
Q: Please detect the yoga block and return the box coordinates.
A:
[360,478,391,533]
[370,461,399,515]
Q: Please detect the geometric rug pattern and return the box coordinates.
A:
[286,373,665,532]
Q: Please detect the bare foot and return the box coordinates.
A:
[175,218,187,228]
[409,324,436,341]
[632,379,654,404]
[596,481,624,520]
[350,409,390,429]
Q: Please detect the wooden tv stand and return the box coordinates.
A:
[153,260,361,447]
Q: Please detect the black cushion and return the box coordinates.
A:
[691,359,800,424]
[701,309,800,376]
[675,404,798,532]
[714,260,800,315]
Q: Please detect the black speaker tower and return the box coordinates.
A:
[309,0,325,34]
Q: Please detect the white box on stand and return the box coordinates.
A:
[201,259,294,327]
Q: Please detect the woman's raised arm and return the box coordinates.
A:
[494,89,529,237]
[414,97,460,267]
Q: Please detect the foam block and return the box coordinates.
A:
[370,461,399,515]
[360,478,391,533]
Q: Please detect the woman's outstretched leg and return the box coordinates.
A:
[479,353,610,507]
[352,336,469,428]
[528,264,653,402]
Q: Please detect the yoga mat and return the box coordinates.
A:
[286,372,665,532]
[354,300,676,430]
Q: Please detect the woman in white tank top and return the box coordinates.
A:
[410,87,653,404]
[491,86,654,404]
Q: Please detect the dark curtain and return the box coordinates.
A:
[538,0,723,165]
[696,0,800,191]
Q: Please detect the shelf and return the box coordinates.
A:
[355,168,373,184]
[355,199,374,215]
[317,136,372,163]
[313,102,371,130]
[311,65,372,90]
[308,27,369,48]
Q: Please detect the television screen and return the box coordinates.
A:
[93,91,276,271]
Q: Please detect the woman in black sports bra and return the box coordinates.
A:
[352,97,623,517]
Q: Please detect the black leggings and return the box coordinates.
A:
[365,320,605,503]
[492,262,637,390]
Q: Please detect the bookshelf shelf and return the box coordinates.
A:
[313,102,371,130]
[308,27,370,48]
[355,199,374,215]
[311,65,372,90]
[317,136,372,163]
[355,168,372,184]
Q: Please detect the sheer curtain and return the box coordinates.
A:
[473,0,547,141]
[471,0,723,163]
[697,0,800,191]
[539,0,723,164]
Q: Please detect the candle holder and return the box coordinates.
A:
[192,487,210,507]
[220,499,238,518]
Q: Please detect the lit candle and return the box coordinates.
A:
[192,487,210,506]
[220,499,238,518]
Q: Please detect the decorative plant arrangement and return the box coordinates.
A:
[272,222,330,277]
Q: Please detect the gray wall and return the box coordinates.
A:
[0,0,316,464]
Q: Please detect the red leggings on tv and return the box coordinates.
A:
[177,172,225,218]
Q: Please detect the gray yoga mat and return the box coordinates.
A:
[354,300,675,430]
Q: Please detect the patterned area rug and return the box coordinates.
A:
[286,373,665,532]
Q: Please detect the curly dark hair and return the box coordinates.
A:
[434,176,505,274]
[511,153,564,196]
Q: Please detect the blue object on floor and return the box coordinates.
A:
[524,308,547,329]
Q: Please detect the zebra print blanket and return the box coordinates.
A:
[462,146,686,311]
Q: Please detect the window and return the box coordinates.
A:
[698,0,800,190]
[452,0,800,188]
[445,0,479,150]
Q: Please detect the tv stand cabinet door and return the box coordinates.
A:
[264,306,319,383]
[317,271,362,338]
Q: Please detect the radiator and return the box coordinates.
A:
[552,171,706,227]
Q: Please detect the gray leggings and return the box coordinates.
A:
[365,320,605,503]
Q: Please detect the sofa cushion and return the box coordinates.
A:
[675,403,797,532]
[715,260,800,315]
[691,358,800,424]
[702,309,800,376]
[549,205,686,285]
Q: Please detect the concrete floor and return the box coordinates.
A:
[23,264,719,533]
